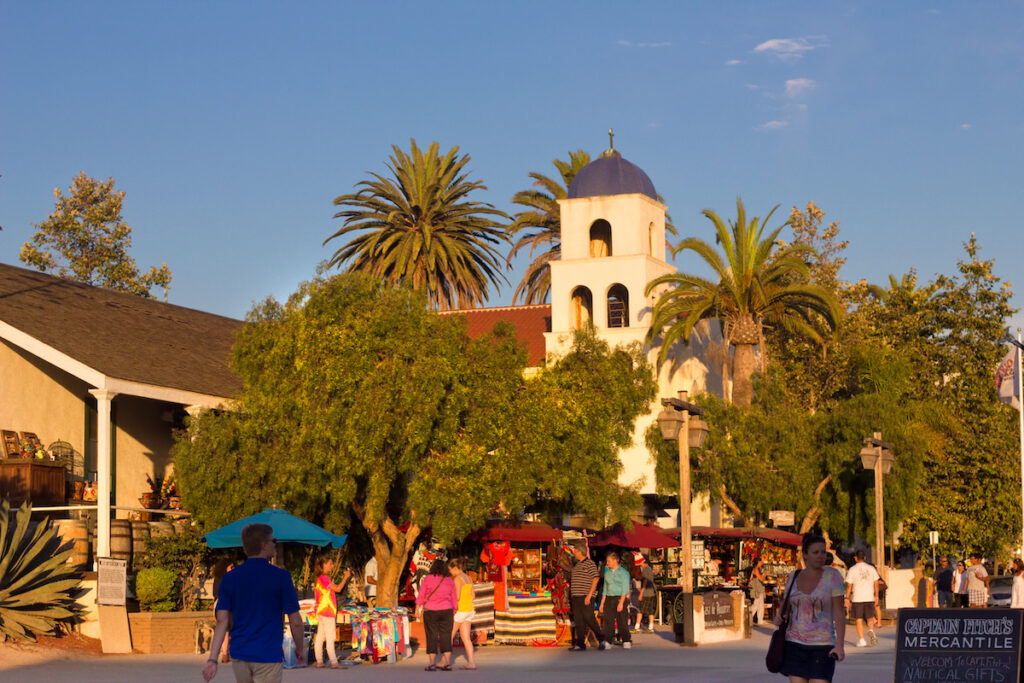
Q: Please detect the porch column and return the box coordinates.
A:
[89,389,117,559]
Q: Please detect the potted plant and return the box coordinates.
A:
[141,475,161,509]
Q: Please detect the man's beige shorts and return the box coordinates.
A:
[231,660,283,683]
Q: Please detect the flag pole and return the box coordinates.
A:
[1018,329,1023,558]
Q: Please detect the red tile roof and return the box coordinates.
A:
[440,304,551,366]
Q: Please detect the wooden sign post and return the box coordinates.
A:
[96,557,132,654]
[895,608,1022,682]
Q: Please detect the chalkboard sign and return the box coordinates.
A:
[895,608,1022,683]
[703,590,734,629]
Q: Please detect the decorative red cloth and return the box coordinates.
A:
[487,541,512,565]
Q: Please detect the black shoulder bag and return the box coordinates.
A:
[765,569,801,674]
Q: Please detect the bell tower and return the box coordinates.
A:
[546,136,675,347]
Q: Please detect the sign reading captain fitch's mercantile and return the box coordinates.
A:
[894,608,1022,683]
[702,590,734,629]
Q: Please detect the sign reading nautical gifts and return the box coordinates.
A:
[97,557,127,606]
[895,609,1022,682]
[702,590,734,629]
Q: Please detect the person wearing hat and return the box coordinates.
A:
[634,554,657,633]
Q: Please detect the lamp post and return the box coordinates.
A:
[859,432,895,582]
[657,390,709,646]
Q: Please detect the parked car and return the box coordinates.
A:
[988,575,1013,607]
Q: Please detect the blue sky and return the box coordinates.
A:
[3,1,1023,331]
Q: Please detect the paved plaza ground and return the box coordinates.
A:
[1,624,896,682]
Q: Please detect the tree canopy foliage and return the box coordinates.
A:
[326,139,509,311]
[173,273,655,605]
[646,197,841,407]
[648,202,1019,558]
[20,172,172,299]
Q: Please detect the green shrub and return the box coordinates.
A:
[138,527,214,610]
[136,567,177,612]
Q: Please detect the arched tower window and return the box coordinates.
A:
[570,286,593,330]
[607,284,629,328]
[648,222,655,256]
[589,219,612,257]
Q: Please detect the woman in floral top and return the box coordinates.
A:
[774,534,846,682]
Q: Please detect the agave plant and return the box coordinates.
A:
[0,500,82,641]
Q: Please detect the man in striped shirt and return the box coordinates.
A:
[569,544,608,651]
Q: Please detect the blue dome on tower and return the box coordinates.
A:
[567,149,657,201]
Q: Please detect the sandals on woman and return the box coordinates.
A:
[425,664,437,671]
[439,665,452,671]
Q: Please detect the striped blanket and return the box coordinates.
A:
[471,581,494,635]
[494,593,556,644]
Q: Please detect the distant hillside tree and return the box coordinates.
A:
[20,172,172,299]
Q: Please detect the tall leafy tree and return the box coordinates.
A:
[507,150,590,304]
[325,139,510,311]
[173,273,654,606]
[20,172,173,299]
[878,238,1020,557]
[645,197,841,406]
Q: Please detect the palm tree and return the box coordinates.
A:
[325,139,510,311]
[507,150,590,304]
[645,197,841,407]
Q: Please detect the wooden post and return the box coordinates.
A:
[873,432,887,583]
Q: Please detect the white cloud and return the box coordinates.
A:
[618,40,672,48]
[758,120,789,130]
[960,123,972,129]
[785,78,816,98]
[725,59,742,66]
[754,36,828,62]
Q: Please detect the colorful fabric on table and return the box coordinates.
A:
[494,593,557,645]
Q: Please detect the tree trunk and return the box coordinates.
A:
[352,502,421,609]
[798,474,832,534]
[717,485,747,526]
[731,343,757,407]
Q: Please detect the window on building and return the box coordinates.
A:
[607,284,629,328]
[570,286,593,330]
[648,222,655,256]
[589,220,612,257]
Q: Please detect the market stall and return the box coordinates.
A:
[654,527,801,626]
[468,520,564,644]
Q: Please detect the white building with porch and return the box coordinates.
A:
[0,262,240,558]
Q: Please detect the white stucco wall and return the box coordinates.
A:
[544,189,727,497]
[0,339,89,460]
[1,339,182,517]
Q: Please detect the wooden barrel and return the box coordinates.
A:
[110,519,132,565]
[54,519,90,569]
[131,520,150,570]
[150,520,174,537]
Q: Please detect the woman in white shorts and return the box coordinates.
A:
[449,558,477,670]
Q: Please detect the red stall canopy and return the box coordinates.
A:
[662,526,803,548]
[468,520,564,543]
[590,523,679,549]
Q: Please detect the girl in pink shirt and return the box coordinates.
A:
[415,559,458,671]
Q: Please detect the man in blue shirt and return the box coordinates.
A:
[203,523,304,682]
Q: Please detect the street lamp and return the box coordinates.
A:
[657,390,709,646]
[859,432,894,582]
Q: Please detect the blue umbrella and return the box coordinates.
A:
[201,508,347,549]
